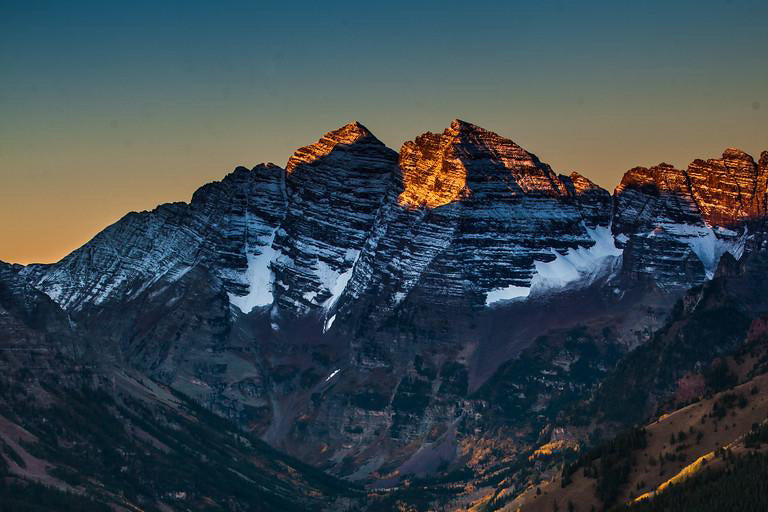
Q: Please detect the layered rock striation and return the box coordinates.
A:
[335,120,619,320]
[271,122,398,320]
[19,122,767,320]
[613,149,768,288]
[20,164,287,313]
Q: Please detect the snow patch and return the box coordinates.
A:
[654,223,748,279]
[531,225,622,292]
[316,249,360,310]
[485,225,623,306]
[43,283,64,303]
[485,285,531,305]
[323,314,336,333]
[326,266,353,307]
[325,368,341,382]
[228,234,277,314]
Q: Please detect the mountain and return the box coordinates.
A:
[3,119,768,510]
[340,119,616,312]
[465,221,768,511]
[21,122,765,318]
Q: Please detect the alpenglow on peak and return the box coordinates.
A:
[397,119,566,209]
[285,121,383,172]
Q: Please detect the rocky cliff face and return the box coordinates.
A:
[396,120,613,305]
[20,202,204,311]
[20,164,287,314]
[191,163,286,313]
[25,123,762,319]
[334,120,619,322]
[9,120,768,487]
[613,163,713,288]
[687,148,767,225]
[613,148,768,289]
[271,122,398,322]
[560,171,613,228]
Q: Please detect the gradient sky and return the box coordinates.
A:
[1,0,767,264]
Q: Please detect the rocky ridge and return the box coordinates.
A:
[614,149,768,289]
[19,122,765,320]
[271,122,398,321]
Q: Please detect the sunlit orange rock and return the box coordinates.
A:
[397,119,567,209]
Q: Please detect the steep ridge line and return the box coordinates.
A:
[15,119,765,320]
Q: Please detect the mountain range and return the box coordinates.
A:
[2,119,767,511]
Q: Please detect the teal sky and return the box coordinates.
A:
[1,0,767,263]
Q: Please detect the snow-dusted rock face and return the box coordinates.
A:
[613,163,710,287]
[21,164,287,312]
[270,122,398,320]
[337,120,618,312]
[21,202,208,311]
[613,149,768,288]
[20,118,766,319]
[191,164,286,313]
[443,121,619,303]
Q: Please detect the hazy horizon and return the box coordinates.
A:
[2,0,767,264]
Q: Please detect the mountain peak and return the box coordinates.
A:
[286,121,386,172]
[398,121,566,209]
[330,121,374,142]
[567,171,602,192]
[448,118,484,133]
[615,163,689,197]
[721,147,755,164]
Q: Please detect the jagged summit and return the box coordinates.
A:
[398,119,565,209]
[327,120,375,142]
[721,147,755,162]
[687,147,766,225]
[286,121,383,172]
[567,171,602,192]
[615,163,688,196]
[19,118,768,317]
[447,118,485,133]
[612,148,768,287]
[191,162,284,208]
[271,121,398,318]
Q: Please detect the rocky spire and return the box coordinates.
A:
[271,122,399,319]
[286,121,380,172]
[687,148,761,226]
[613,149,767,288]
[397,119,567,209]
